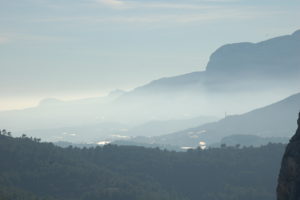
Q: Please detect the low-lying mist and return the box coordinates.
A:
[0,78,298,144]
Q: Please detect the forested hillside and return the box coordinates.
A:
[0,131,285,200]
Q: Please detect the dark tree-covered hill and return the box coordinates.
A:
[0,132,285,200]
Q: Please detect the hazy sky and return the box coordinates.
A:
[1,0,300,110]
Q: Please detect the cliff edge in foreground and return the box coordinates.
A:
[277,112,300,200]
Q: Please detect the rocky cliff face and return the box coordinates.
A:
[277,112,300,200]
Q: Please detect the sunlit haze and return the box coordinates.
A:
[1,0,300,110]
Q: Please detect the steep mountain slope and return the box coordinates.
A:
[277,112,300,200]
[133,92,300,147]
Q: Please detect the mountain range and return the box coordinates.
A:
[0,29,299,142]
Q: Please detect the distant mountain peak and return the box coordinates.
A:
[292,29,300,36]
[131,29,300,94]
[205,29,300,79]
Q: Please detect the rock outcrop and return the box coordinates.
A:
[277,112,300,200]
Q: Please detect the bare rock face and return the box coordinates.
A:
[277,112,300,200]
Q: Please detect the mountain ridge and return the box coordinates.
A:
[131,29,300,92]
[127,92,300,147]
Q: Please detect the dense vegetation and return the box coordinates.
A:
[0,130,285,200]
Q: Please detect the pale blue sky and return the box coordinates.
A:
[0,0,300,110]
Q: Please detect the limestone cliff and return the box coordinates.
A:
[277,112,300,200]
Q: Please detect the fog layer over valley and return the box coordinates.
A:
[1,30,300,146]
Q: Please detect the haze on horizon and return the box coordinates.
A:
[1,0,300,110]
